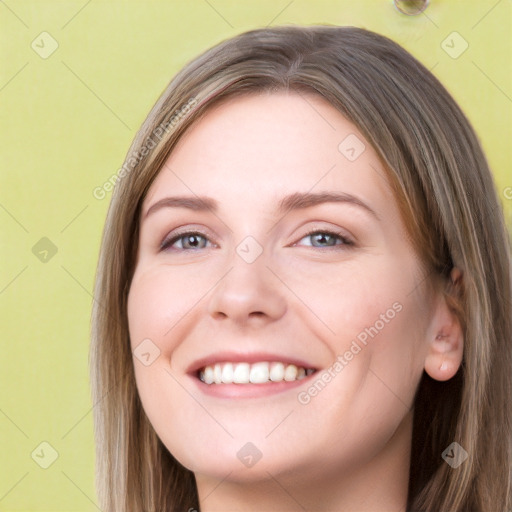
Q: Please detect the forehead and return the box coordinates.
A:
[143,92,395,217]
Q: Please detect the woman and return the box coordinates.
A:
[90,25,512,511]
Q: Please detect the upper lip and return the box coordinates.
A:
[186,351,319,376]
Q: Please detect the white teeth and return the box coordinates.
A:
[198,361,315,385]
[284,364,298,381]
[203,365,214,384]
[214,363,222,384]
[249,362,269,384]
[269,362,285,382]
[221,363,234,383]
[233,362,250,384]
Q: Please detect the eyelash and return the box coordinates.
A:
[160,228,354,252]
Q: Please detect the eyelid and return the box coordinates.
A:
[293,227,354,248]
[159,226,217,251]
[159,224,355,252]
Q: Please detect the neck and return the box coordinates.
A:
[194,410,412,512]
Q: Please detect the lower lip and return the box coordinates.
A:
[189,373,318,399]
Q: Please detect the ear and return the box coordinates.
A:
[424,268,464,382]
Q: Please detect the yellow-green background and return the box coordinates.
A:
[1,1,511,510]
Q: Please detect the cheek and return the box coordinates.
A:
[127,265,207,355]
[287,252,428,411]
[278,251,424,349]
[315,271,429,432]
[127,268,205,460]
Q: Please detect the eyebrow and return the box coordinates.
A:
[143,191,380,221]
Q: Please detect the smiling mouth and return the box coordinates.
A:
[198,361,317,385]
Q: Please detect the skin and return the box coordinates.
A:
[127,92,464,511]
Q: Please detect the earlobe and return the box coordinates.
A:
[424,267,464,382]
[424,331,463,381]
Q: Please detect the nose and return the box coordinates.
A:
[207,250,287,327]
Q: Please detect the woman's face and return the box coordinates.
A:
[127,92,438,486]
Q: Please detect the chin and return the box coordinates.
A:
[172,441,306,483]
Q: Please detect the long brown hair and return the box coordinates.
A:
[90,25,512,511]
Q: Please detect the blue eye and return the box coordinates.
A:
[160,229,353,252]
[297,230,353,249]
[160,231,211,251]
[160,231,208,250]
